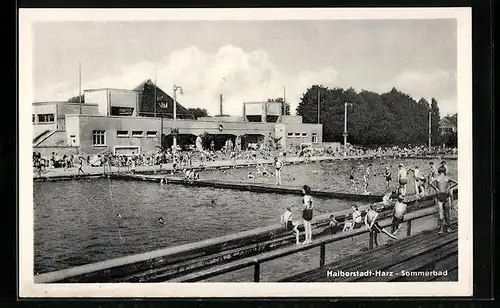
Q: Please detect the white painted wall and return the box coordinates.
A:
[84,90,109,116]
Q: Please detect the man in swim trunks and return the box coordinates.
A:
[413,165,425,196]
[280,207,301,244]
[391,195,407,235]
[274,156,284,186]
[397,163,408,196]
[429,167,458,234]
[365,205,398,247]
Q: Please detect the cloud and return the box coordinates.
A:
[35,45,339,116]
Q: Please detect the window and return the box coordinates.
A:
[32,114,35,123]
[37,114,55,123]
[146,131,158,137]
[92,130,106,146]
[294,132,301,137]
[302,132,308,137]
[312,133,318,143]
[132,131,144,137]
[287,133,294,137]
[117,130,129,137]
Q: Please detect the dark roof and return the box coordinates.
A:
[440,113,457,128]
[134,79,190,117]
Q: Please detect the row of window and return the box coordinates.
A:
[92,130,158,146]
[33,113,55,123]
[117,130,158,138]
[287,132,318,143]
[288,132,309,137]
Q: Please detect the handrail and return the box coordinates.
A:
[34,192,455,283]
[170,206,441,282]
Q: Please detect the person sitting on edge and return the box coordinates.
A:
[343,204,363,233]
[391,195,407,236]
[429,167,458,234]
[327,215,341,235]
[280,207,301,245]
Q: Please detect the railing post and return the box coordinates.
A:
[369,232,374,250]
[320,243,326,268]
[407,220,412,236]
[254,262,260,282]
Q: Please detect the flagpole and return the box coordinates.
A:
[78,61,82,114]
[154,69,157,118]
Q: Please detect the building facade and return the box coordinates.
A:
[33,82,323,155]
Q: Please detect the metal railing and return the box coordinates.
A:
[170,206,442,282]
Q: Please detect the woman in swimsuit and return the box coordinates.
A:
[301,185,314,244]
[384,166,392,190]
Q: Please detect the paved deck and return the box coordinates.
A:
[281,222,458,282]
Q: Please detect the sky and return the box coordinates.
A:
[32,19,457,116]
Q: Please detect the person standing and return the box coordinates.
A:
[274,156,284,186]
[391,195,407,235]
[384,165,392,190]
[301,185,314,244]
[397,163,408,196]
[363,163,372,193]
[429,167,458,234]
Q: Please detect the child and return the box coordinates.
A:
[391,195,407,235]
[280,207,301,245]
[327,215,341,235]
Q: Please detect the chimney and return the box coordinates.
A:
[219,94,223,116]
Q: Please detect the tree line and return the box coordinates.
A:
[296,85,447,147]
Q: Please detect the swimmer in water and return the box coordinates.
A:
[429,167,458,234]
[397,163,408,196]
[391,195,407,236]
[117,213,122,219]
[158,217,165,224]
[364,205,398,247]
[247,172,255,179]
[280,207,301,244]
[210,199,217,207]
[348,166,357,191]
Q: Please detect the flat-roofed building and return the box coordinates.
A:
[33,81,323,156]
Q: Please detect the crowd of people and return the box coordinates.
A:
[280,159,458,246]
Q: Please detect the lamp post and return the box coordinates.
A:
[172,84,184,152]
[343,102,353,154]
[428,110,432,152]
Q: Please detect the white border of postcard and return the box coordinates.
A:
[19,7,473,297]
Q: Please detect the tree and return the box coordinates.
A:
[296,85,435,146]
[430,98,441,146]
[186,108,209,119]
[67,95,84,104]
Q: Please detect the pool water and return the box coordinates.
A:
[33,157,457,274]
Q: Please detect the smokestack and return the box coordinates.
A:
[219,94,223,116]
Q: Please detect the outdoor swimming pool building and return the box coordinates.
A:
[32,80,323,156]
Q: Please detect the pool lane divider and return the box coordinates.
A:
[34,191,456,283]
[111,173,384,202]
